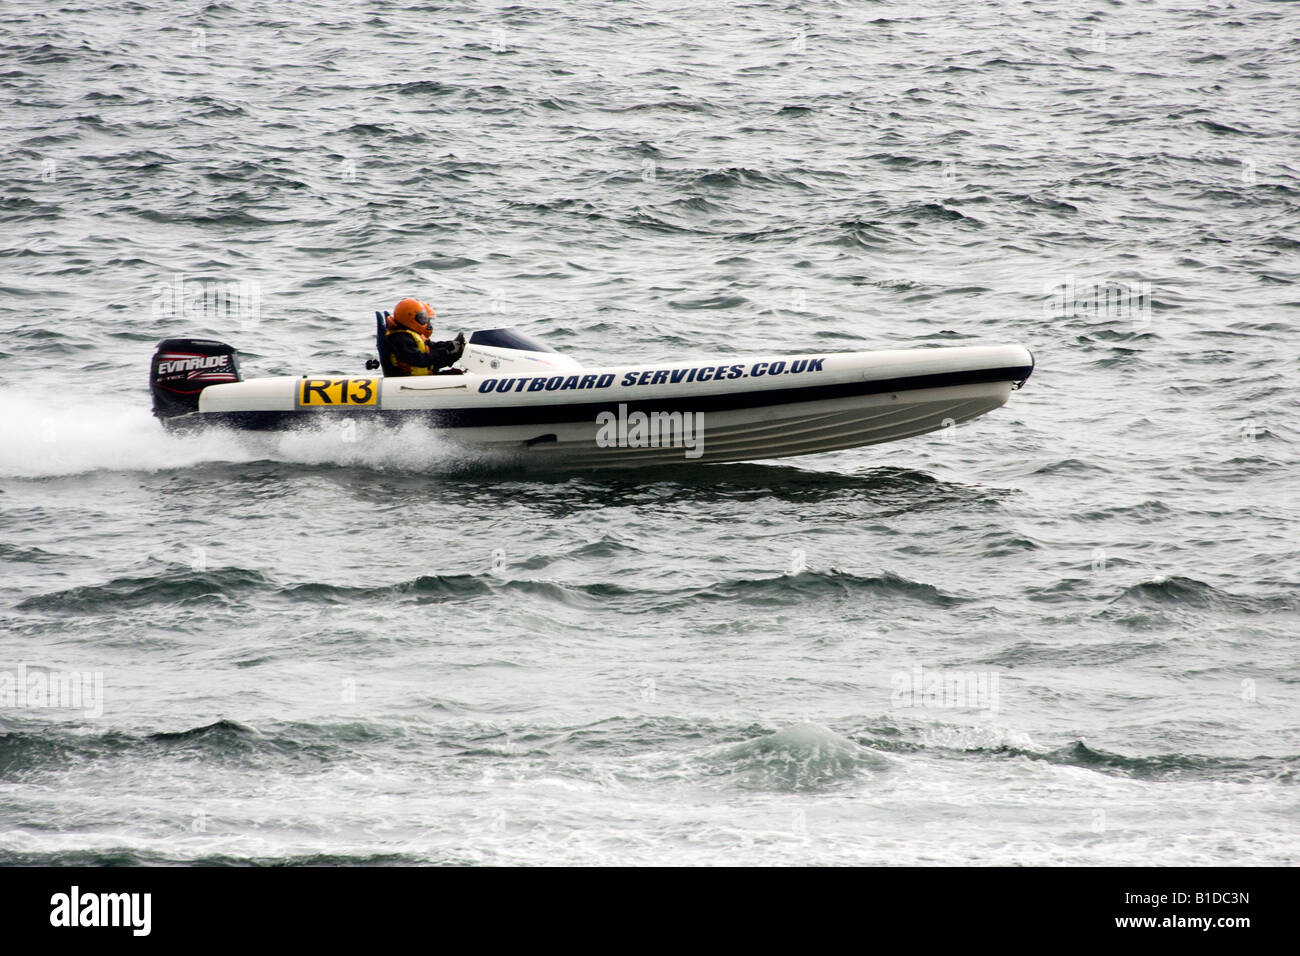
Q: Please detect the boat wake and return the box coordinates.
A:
[0,391,252,479]
[0,390,500,479]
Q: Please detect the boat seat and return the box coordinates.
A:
[374,311,399,377]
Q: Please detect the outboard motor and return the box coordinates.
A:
[149,338,241,419]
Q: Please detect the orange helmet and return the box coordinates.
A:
[390,298,434,338]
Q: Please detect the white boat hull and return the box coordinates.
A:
[158,338,1034,467]
[451,380,1015,466]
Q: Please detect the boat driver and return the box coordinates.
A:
[385,298,466,376]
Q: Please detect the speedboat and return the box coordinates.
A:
[149,315,1033,467]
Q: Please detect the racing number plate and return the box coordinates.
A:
[297,378,379,408]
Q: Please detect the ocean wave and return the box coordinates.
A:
[283,573,494,604]
[1114,576,1300,614]
[13,562,966,620]
[0,543,61,565]
[1035,741,1298,784]
[0,727,133,775]
[666,293,750,310]
[693,167,807,190]
[860,726,1297,785]
[0,719,373,777]
[701,722,891,792]
[512,535,644,570]
[16,566,271,613]
[1022,573,1298,618]
[894,201,983,224]
[0,849,423,866]
[695,569,963,608]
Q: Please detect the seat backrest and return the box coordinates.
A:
[375,311,399,376]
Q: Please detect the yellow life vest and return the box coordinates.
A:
[387,328,431,376]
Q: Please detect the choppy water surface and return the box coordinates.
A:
[1,0,1297,864]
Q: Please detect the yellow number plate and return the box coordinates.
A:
[298,378,379,407]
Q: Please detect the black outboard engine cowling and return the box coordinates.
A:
[150,338,241,419]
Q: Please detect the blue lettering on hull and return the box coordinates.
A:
[479,359,826,394]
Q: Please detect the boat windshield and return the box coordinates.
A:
[467,328,558,354]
